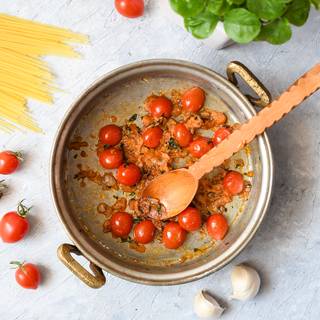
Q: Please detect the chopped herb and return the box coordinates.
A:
[168,137,179,149]
[113,195,119,200]
[103,144,111,149]
[129,192,136,197]
[129,113,138,122]
[157,205,162,213]
[133,217,142,223]
[121,236,133,243]
[193,248,200,253]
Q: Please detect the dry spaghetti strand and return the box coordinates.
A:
[0,14,88,132]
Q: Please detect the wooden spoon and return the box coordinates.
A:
[142,64,320,220]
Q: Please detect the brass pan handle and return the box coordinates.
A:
[57,244,106,289]
[227,61,272,108]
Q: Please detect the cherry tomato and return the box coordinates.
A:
[11,261,41,289]
[212,127,231,146]
[206,213,229,240]
[173,123,193,147]
[133,220,156,244]
[110,212,133,237]
[188,137,213,158]
[99,148,123,169]
[148,96,173,118]
[162,222,187,249]
[142,127,163,148]
[117,163,141,186]
[182,87,205,113]
[115,0,144,18]
[99,124,122,146]
[0,201,30,243]
[0,151,21,175]
[178,207,202,232]
[223,171,244,195]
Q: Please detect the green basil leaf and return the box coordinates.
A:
[285,0,310,26]
[227,0,245,4]
[170,0,207,18]
[311,0,320,10]
[184,10,219,39]
[224,8,261,43]
[257,18,292,44]
[207,0,231,16]
[246,0,288,20]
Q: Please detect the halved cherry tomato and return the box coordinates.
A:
[223,171,244,195]
[0,201,30,243]
[0,151,22,175]
[99,124,122,146]
[188,137,213,158]
[173,123,193,147]
[99,148,123,169]
[148,96,173,118]
[142,127,163,148]
[182,87,205,113]
[162,222,187,249]
[115,0,144,18]
[178,207,202,232]
[117,163,141,186]
[206,213,228,240]
[110,212,133,237]
[11,261,41,289]
[212,127,231,146]
[133,220,155,244]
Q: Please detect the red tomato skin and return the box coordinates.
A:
[115,0,144,18]
[178,207,202,232]
[173,123,193,147]
[162,222,187,249]
[110,212,133,237]
[117,163,141,186]
[0,151,20,175]
[15,263,41,289]
[142,127,163,148]
[0,212,29,243]
[212,127,231,146]
[133,220,156,244]
[206,214,229,240]
[99,148,123,169]
[188,137,213,158]
[148,97,173,118]
[223,171,244,195]
[99,125,122,146]
[182,87,205,113]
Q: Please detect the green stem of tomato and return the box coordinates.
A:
[17,200,32,218]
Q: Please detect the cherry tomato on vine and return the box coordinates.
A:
[223,171,244,195]
[182,87,205,113]
[133,220,155,244]
[173,123,192,147]
[99,124,122,146]
[99,148,123,169]
[206,213,228,240]
[115,0,144,18]
[162,222,187,249]
[10,261,41,289]
[178,207,202,232]
[142,127,163,148]
[188,137,213,158]
[0,200,30,243]
[212,127,231,146]
[148,96,173,118]
[0,151,22,175]
[110,212,133,237]
[117,163,141,186]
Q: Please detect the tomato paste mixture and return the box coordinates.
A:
[74,87,251,250]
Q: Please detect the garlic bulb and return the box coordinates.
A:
[230,265,261,301]
[193,290,224,319]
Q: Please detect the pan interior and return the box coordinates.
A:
[56,62,268,281]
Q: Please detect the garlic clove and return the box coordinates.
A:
[193,290,224,319]
[230,264,261,301]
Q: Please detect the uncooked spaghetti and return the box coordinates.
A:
[0,14,88,132]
